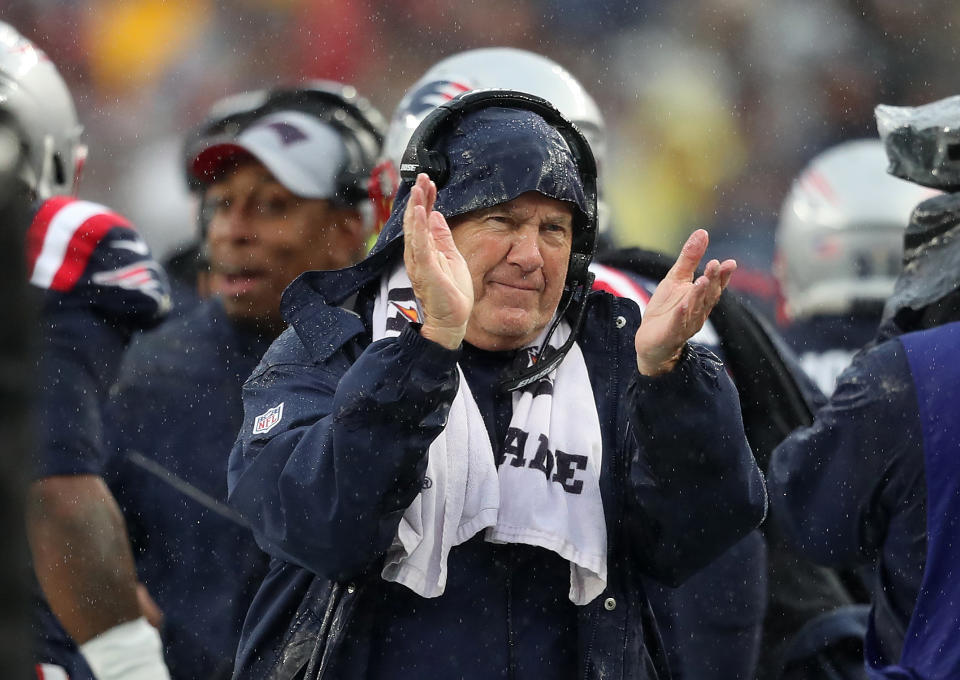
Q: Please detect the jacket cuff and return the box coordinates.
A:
[395,322,461,376]
[633,343,723,391]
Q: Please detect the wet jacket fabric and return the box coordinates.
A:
[768,324,937,668]
[28,196,171,678]
[591,259,767,680]
[104,299,272,679]
[226,257,767,679]
[30,196,171,479]
[780,314,881,396]
[864,321,960,679]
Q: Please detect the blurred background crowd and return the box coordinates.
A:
[7,0,960,297]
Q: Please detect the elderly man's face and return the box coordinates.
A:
[204,159,365,331]
[450,191,574,351]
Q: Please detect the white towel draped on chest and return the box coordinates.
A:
[373,262,607,606]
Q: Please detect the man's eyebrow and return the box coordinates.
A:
[543,212,573,224]
[482,204,573,224]
[534,209,574,225]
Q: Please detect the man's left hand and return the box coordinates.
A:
[634,229,735,376]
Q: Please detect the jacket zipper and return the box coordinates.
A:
[582,296,626,680]
[506,557,516,680]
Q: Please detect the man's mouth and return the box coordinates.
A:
[490,280,541,292]
[212,267,265,296]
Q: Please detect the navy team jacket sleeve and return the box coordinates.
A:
[767,339,924,566]
[29,196,171,478]
[227,322,460,580]
[625,344,768,586]
[34,306,130,478]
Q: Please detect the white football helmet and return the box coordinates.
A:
[371,47,607,231]
[0,22,86,199]
[775,139,936,321]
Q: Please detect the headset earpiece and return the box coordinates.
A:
[400,146,449,187]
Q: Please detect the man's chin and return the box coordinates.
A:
[466,312,547,351]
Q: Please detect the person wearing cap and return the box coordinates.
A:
[768,182,960,677]
[190,108,372,331]
[226,93,766,680]
[102,92,383,679]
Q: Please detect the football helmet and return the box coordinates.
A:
[0,22,86,199]
[371,47,606,232]
[775,139,935,321]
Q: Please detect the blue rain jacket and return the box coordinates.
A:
[103,299,272,679]
[768,323,960,672]
[868,321,960,679]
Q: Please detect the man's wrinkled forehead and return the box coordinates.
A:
[460,194,575,225]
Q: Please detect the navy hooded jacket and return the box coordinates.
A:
[226,105,767,680]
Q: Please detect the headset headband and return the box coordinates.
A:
[400,89,595,194]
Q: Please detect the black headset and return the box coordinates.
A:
[184,80,386,208]
[399,89,599,391]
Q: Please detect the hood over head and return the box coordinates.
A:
[370,105,591,259]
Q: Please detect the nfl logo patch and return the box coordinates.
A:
[253,403,284,435]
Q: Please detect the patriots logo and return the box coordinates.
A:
[91,260,172,312]
[110,238,150,255]
[812,235,843,259]
[398,79,472,118]
[265,121,308,145]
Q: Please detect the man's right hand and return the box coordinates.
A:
[402,173,473,350]
[634,229,736,376]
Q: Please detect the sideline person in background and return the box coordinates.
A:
[770,97,960,678]
[103,82,384,679]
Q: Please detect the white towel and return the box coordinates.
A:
[375,263,607,605]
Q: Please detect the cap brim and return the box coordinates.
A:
[191,143,253,184]
[190,139,330,199]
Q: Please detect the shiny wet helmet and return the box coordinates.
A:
[775,139,936,321]
[0,22,86,199]
[371,47,606,232]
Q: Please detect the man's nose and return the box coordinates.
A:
[211,205,256,243]
[506,226,544,271]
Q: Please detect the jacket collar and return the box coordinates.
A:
[279,240,401,362]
